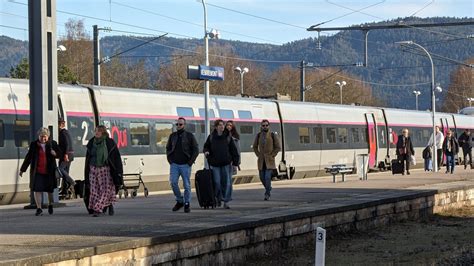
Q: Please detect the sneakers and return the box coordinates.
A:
[48,205,53,215]
[223,202,230,209]
[184,203,191,213]
[35,208,43,216]
[108,205,114,216]
[172,202,184,212]
[264,194,270,201]
[92,211,101,217]
[407,171,411,175]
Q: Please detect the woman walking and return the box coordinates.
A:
[442,130,459,174]
[19,127,61,216]
[84,125,123,217]
[226,120,241,176]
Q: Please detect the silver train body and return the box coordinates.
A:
[1,78,473,204]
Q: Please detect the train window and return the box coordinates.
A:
[198,108,215,118]
[238,110,252,119]
[0,120,4,147]
[326,128,336,144]
[338,128,348,143]
[240,125,254,134]
[313,127,323,144]
[186,122,196,133]
[130,122,150,146]
[219,109,234,119]
[351,128,360,143]
[360,128,368,143]
[299,127,310,144]
[416,130,423,143]
[422,129,430,143]
[176,107,194,117]
[14,120,30,148]
[155,123,172,149]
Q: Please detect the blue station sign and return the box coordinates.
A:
[198,65,224,81]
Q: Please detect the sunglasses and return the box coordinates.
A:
[261,124,269,127]
[175,123,184,126]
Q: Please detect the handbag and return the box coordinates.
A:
[410,155,417,166]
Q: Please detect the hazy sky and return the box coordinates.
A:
[1,0,473,44]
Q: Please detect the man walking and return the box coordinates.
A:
[166,117,199,213]
[427,126,444,170]
[458,129,472,169]
[253,119,281,201]
[58,118,75,197]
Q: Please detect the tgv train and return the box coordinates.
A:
[1,78,473,204]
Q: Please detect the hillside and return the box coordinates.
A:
[1,17,472,110]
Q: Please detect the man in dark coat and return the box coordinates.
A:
[396,128,415,175]
[58,118,75,196]
[166,117,199,213]
[458,129,472,169]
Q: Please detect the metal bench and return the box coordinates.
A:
[324,164,354,183]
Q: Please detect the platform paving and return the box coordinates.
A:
[0,168,473,265]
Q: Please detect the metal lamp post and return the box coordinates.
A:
[413,90,421,110]
[201,0,211,140]
[336,81,346,104]
[468,97,474,107]
[234,66,249,96]
[396,41,438,172]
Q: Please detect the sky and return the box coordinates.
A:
[0,0,473,44]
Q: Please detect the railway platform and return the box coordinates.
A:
[0,169,473,265]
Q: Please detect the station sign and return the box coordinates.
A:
[187,65,224,81]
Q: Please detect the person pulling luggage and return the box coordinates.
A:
[396,128,414,175]
[166,117,199,213]
[203,119,240,209]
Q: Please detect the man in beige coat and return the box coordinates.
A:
[253,119,281,200]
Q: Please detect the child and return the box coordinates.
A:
[422,146,432,171]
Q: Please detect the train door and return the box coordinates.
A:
[365,113,378,168]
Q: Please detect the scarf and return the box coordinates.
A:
[447,137,452,152]
[94,136,108,167]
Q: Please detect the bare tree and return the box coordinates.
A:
[442,58,474,112]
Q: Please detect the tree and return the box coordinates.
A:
[442,58,474,112]
[9,57,78,83]
[9,58,29,79]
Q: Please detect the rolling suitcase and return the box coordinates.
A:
[195,169,216,209]
[391,159,404,175]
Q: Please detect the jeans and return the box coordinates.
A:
[211,164,233,203]
[59,161,75,192]
[445,152,455,173]
[259,169,272,196]
[169,163,191,204]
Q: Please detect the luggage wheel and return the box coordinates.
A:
[144,188,149,197]
[132,190,137,198]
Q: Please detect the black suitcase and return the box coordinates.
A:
[195,169,216,209]
[391,159,404,175]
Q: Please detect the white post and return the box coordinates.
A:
[201,0,210,141]
[315,227,326,266]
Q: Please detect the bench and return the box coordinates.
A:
[324,164,354,183]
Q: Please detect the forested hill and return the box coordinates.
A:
[1,17,472,110]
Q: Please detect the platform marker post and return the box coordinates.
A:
[315,227,326,266]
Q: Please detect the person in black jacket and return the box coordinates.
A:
[84,125,123,217]
[458,129,472,169]
[396,128,415,175]
[19,127,61,216]
[166,117,199,213]
[442,130,459,174]
[203,119,240,209]
[58,118,75,196]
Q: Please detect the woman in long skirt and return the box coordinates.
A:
[84,125,123,217]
